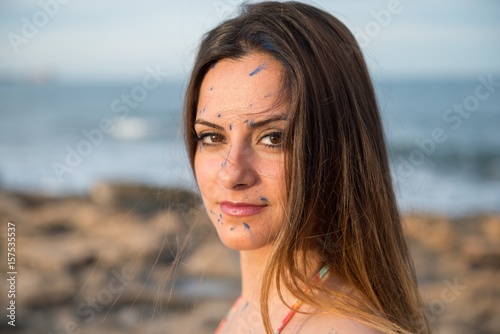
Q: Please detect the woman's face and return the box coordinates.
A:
[194,53,288,251]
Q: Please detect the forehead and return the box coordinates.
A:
[197,53,286,120]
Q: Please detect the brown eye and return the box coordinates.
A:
[198,133,225,145]
[261,132,283,147]
[209,134,224,143]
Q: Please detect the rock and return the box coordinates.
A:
[89,182,201,216]
[482,215,500,243]
[403,214,455,252]
[2,186,498,334]
[17,267,77,307]
[180,238,240,279]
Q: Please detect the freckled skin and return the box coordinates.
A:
[194,53,287,251]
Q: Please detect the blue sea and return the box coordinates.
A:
[1,77,499,216]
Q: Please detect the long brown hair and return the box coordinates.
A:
[184,2,429,333]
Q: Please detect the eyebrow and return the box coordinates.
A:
[193,119,225,130]
[194,114,288,130]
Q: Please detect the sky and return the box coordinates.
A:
[0,0,499,82]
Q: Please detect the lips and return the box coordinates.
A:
[219,201,267,217]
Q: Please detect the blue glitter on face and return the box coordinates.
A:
[243,222,250,230]
[220,145,232,168]
[260,197,268,202]
[249,64,266,76]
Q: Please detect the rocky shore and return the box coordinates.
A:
[0,183,498,333]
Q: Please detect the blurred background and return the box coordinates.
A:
[0,0,499,333]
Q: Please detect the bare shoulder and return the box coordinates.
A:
[289,275,384,333]
[292,312,383,334]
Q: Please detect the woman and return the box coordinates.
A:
[183,1,429,333]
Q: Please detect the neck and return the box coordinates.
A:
[237,245,329,330]
[239,245,274,306]
[239,245,317,307]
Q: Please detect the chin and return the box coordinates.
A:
[214,226,274,251]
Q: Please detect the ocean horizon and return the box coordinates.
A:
[1,76,499,216]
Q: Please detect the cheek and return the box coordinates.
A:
[259,159,285,193]
[194,150,217,196]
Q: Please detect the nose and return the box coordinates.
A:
[218,144,258,190]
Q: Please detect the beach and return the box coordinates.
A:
[1,77,499,333]
[1,1,499,332]
[0,183,498,334]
